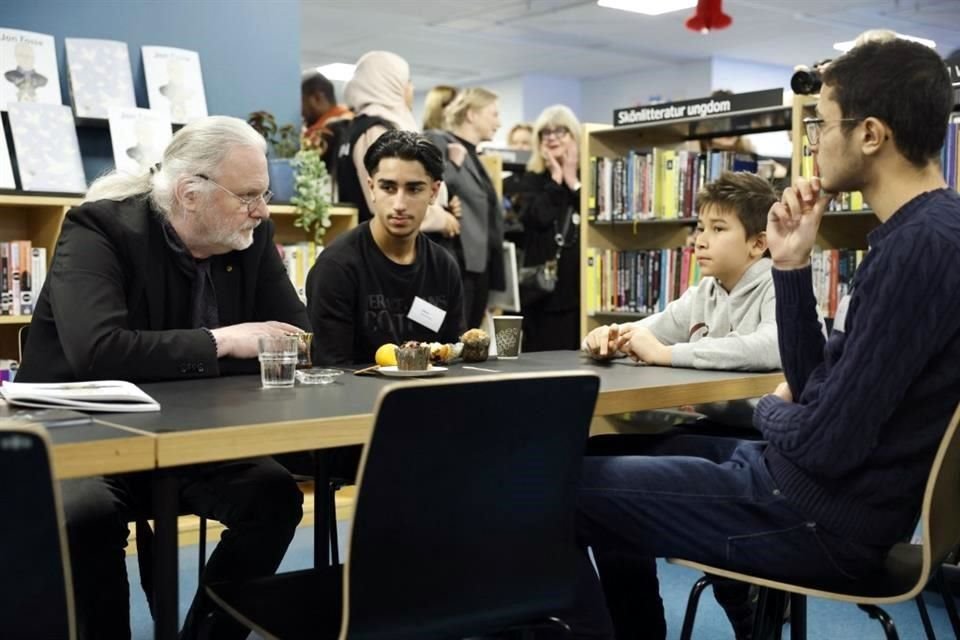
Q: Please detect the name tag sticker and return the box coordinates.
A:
[833,295,851,333]
[407,296,446,333]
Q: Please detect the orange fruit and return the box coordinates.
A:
[375,343,398,367]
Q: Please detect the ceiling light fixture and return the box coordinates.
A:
[314,63,356,81]
[684,0,732,34]
[833,32,936,53]
[597,0,696,16]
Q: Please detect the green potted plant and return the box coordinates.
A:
[248,110,333,245]
[247,110,299,202]
[291,137,333,245]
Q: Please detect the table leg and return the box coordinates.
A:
[152,470,179,640]
[313,450,330,568]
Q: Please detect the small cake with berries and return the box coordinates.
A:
[395,341,431,371]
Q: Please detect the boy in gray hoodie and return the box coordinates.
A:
[583,170,779,372]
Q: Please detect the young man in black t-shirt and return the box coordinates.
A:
[307,130,466,365]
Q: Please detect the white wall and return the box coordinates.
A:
[484,76,526,145]
[579,59,712,126]
[710,56,793,94]
[521,74,582,123]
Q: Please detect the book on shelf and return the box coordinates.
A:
[64,38,136,120]
[942,115,959,191]
[0,28,62,111]
[0,117,14,189]
[6,102,87,193]
[142,46,208,125]
[588,148,758,222]
[0,241,45,316]
[585,247,699,315]
[276,241,323,303]
[811,248,865,319]
[108,106,173,176]
[0,380,161,413]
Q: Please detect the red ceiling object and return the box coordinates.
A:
[685,0,732,33]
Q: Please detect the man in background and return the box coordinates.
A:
[302,69,354,180]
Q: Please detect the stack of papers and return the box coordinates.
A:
[0,380,160,412]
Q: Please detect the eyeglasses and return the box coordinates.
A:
[195,174,273,213]
[803,117,862,146]
[539,126,570,140]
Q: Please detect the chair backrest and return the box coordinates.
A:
[341,372,599,640]
[0,424,76,639]
[919,401,960,588]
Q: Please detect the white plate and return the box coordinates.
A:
[377,366,447,378]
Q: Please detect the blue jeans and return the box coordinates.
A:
[564,437,887,639]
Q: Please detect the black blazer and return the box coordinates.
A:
[18,197,310,382]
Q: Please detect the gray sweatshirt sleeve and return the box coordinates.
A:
[670,283,781,371]
[635,285,698,345]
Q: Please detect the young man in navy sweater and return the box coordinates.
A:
[564,39,960,640]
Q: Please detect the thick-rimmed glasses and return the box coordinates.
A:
[539,126,570,140]
[196,174,273,213]
[803,117,862,145]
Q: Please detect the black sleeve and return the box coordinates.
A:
[48,216,219,381]
[306,254,358,366]
[441,258,467,340]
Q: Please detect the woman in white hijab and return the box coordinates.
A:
[339,51,458,235]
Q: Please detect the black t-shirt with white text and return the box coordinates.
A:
[306,222,466,365]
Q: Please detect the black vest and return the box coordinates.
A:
[336,114,393,224]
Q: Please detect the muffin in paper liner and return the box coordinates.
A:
[395,342,431,370]
[460,329,490,362]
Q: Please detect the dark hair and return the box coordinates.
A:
[696,171,777,238]
[301,71,336,104]
[364,130,444,182]
[821,40,952,167]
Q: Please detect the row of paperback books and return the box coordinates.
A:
[582,244,864,320]
[812,247,865,319]
[587,149,758,222]
[584,247,701,316]
[0,241,47,316]
[277,242,323,303]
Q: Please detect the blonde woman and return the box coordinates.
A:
[424,87,505,329]
[518,104,582,351]
[421,84,458,131]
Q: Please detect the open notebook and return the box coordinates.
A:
[0,380,160,412]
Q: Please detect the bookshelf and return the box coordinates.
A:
[0,194,357,360]
[579,102,796,336]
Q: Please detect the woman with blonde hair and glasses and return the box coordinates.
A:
[424,87,505,329]
[518,104,582,351]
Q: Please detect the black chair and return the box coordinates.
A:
[0,424,76,640]
[206,372,600,639]
[669,401,960,640]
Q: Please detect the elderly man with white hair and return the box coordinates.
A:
[18,115,310,640]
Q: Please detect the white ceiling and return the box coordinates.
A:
[301,0,960,90]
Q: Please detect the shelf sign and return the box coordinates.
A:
[613,89,784,127]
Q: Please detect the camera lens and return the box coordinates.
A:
[791,69,822,95]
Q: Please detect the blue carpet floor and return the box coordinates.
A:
[128,524,956,639]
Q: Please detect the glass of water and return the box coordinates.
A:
[258,335,299,388]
